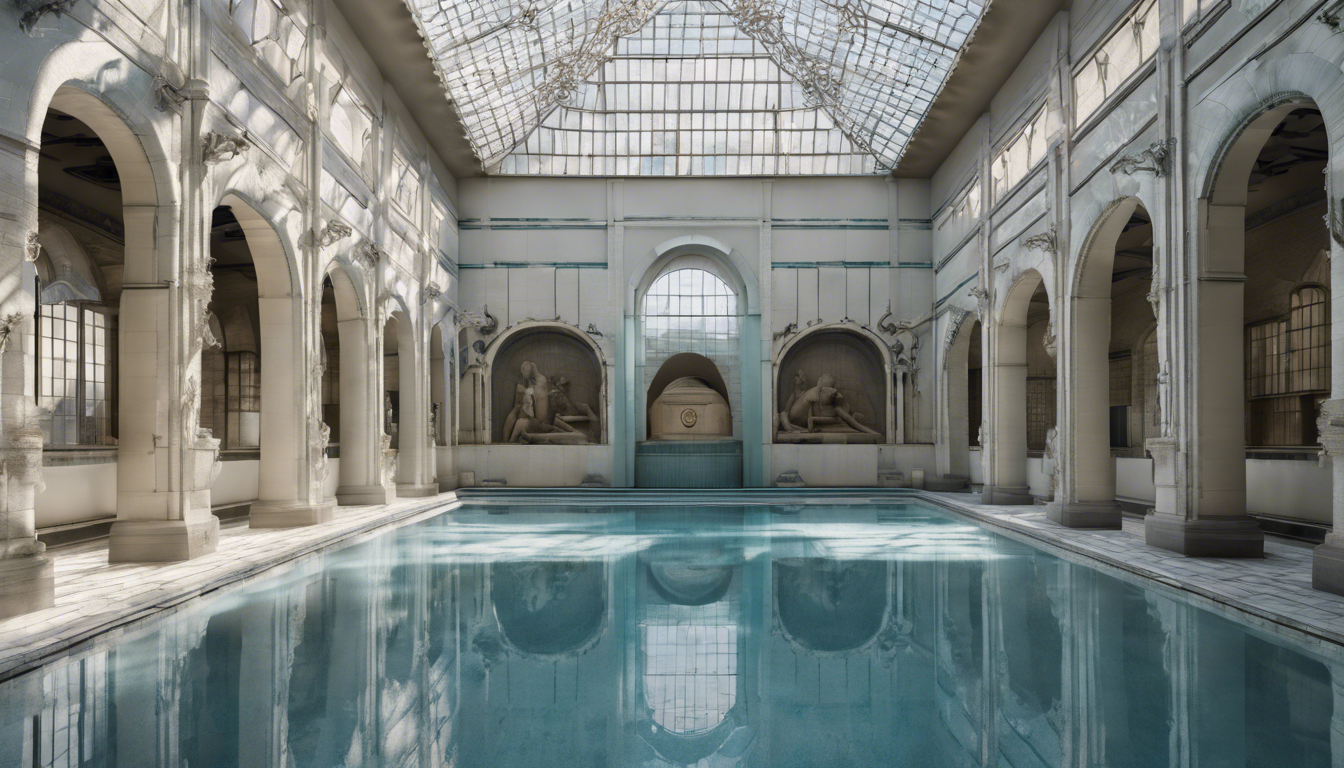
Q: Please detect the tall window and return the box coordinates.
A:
[37,301,112,446]
[990,107,1048,202]
[1246,285,1330,446]
[1073,0,1160,126]
[227,351,261,448]
[224,0,307,84]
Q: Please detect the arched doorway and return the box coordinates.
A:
[982,271,1053,505]
[1056,199,1155,528]
[1159,102,1331,559]
[210,196,334,527]
[939,312,981,488]
[382,307,436,497]
[322,263,387,505]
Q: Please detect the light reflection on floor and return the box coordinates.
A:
[2,502,1340,767]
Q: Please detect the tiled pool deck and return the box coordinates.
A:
[0,494,461,682]
[4,489,1344,682]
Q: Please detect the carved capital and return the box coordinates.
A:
[352,241,381,270]
[1042,321,1057,360]
[315,220,352,249]
[202,131,250,165]
[585,322,604,338]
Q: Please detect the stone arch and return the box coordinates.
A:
[484,322,606,444]
[940,310,981,482]
[773,323,892,442]
[982,269,1050,505]
[1056,197,1154,527]
[629,234,759,315]
[321,260,377,502]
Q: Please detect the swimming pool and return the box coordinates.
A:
[3,499,1339,767]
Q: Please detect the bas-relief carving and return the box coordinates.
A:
[649,377,731,440]
[774,330,886,444]
[491,330,603,444]
[17,0,77,33]
[201,131,251,165]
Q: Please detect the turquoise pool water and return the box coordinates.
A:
[3,500,1340,767]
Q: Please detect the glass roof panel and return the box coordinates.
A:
[404,0,986,175]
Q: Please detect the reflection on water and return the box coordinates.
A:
[3,504,1342,767]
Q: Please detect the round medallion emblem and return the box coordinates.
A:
[680,408,698,428]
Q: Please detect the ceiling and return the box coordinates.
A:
[334,0,1064,179]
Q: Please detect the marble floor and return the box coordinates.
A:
[5,489,1344,684]
[0,494,460,681]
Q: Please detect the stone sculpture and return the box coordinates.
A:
[501,362,598,444]
[778,370,880,444]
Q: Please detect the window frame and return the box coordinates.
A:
[34,290,115,448]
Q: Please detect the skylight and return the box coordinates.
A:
[404,0,987,176]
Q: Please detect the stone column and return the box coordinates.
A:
[395,310,437,497]
[1050,295,1121,527]
[0,143,53,615]
[981,318,1032,504]
[1312,188,1344,592]
[250,296,336,526]
[109,84,220,563]
[335,315,392,504]
[1145,269,1262,557]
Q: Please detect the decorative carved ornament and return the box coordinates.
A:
[17,0,77,33]
[0,313,24,354]
[422,282,442,306]
[941,307,971,362]
[24,231,41,263]
[352,241,381,270]
[202,131,250,165]
[1021,224,1058,255]
[1042,321,1057,360]
[1146,275,1164,315]
[1109,138,1175,177]
[152,75,187,112]
[772,322,797,341]
[1318,0,1344,30]
[315,220,352,248]
[585,322,603,338]
[1327,196,1344,248]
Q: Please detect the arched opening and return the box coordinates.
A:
[489,325,603,445]
[1057,199,1153,528]
[775,329,886,444]
[325,264,385,505]
[32,105,124,530]
[1161,101,1329,557]
[983,271,1052,505]
[491,560,606,655]
[207,197,325,526]
[646,353,732,441]
[940,314,981,488]
[382,307,434,496]
[774,558,888,653]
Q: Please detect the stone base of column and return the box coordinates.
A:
[1144,512,1263,558]
[981,485,1033,505]
[109,514,220,562]
[0,556,54,619]
[1046,501,1122,529]
[396,483,440,498]
[336,484,397,506]
[250,499,337,528]
[1312,535,1344,595]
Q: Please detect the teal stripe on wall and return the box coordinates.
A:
[458,261,609,269]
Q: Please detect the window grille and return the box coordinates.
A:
[1073,0,1159,126]
[391,148,422,216]
[226,0,307,85]
[329,83,374,172]
[1245,285,1330,446]
[37,301,113,447]
[1026,376,1056,452]
[643,268,739,360]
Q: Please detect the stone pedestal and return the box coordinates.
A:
[1312,534,1344,596]
[336,484,397,506]
[981,485,1033,505]
[0,555,54,619]
[109,512,220,562]
[250,499,337,528]
[1047,500,1122,529]
[1144,512,1263,558]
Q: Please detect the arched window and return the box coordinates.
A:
[643,268,738,354]
[1246,284,1330,446]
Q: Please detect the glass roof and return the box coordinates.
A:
[405,0,986,175]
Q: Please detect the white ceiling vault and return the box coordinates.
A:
[404,0,987,176]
